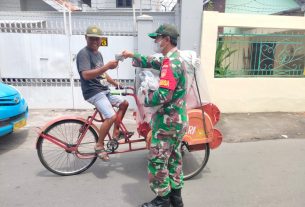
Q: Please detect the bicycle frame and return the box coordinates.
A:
[36,86,222,160]
[36,86,149,158]
[35,85,222,178]
[37,110,98,159]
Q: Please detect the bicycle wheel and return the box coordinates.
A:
[182,142,210,180]
[37,119,98,176]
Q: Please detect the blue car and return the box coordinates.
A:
[0,82,28,136]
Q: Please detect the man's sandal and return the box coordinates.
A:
[95,148,110,162]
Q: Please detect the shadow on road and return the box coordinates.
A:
[92,151,151,206]
[0,129,29,155]
[33,140,211,206]
[36,149,152,206]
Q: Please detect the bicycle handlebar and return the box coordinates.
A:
[115,86,125,90]
[111,86,135,96]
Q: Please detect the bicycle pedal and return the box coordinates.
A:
[106,139,119,153]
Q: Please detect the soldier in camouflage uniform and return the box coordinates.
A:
[122,24,188,207]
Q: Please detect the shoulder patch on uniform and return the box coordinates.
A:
[159,58,176,90]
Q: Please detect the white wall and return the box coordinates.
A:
[0,0,55,11]
[21,0,55,11]
[92,0,156,10]
[0,33,70,78]
[0,0,21,11]
[0,33,135,109]
[0,33,135,79]
[200,11,305,113]
[179,0,202,54]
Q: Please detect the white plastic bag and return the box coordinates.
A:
[137,71,161,123]
[179,50,202,109]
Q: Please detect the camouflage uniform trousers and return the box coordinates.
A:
[148,119,187,197]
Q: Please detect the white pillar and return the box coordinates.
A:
[179,0,203,54]
[136,15,154,55]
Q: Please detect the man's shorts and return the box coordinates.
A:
[86,90,125,119]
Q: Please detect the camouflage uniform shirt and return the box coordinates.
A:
[132,48,188,197]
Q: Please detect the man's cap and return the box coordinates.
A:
[86,25,102,38]
[148,24,179,39]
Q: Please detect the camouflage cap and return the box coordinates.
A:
[85,25,102,38]
[148,24,179,39]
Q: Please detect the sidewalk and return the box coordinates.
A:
[218,112,305,142]
[27,109,305,143]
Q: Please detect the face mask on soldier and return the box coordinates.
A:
[153,39,164,53]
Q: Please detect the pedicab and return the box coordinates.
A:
[36,51,222,180]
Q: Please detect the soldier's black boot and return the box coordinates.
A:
[140,196,171,207]
[169,188,184,207]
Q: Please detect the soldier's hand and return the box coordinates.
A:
[122,50,134,59]
[107,60,119,69]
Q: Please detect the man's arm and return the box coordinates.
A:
[82,60,118,80]
[132,53,162,70]
[105,73,119,88]
[122,50,162,70]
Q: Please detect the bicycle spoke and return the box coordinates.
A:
[37,120,98,176]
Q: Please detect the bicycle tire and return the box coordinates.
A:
[37,119,98,176]
[182,143,210,180]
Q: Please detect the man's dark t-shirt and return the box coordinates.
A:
[76,47,109,100]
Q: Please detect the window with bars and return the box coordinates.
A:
[82,0,91,7]
[215,27,305,78]
[116,0,132,8]
[0,20,46,33]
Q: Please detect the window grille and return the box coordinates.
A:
[215,27,305,78]
[0,20,46,33]
[116,0,132,8]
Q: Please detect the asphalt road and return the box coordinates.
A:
[1,125,305,207]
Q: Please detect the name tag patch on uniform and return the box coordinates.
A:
[159,58,176,90]
[160,79,169,87]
